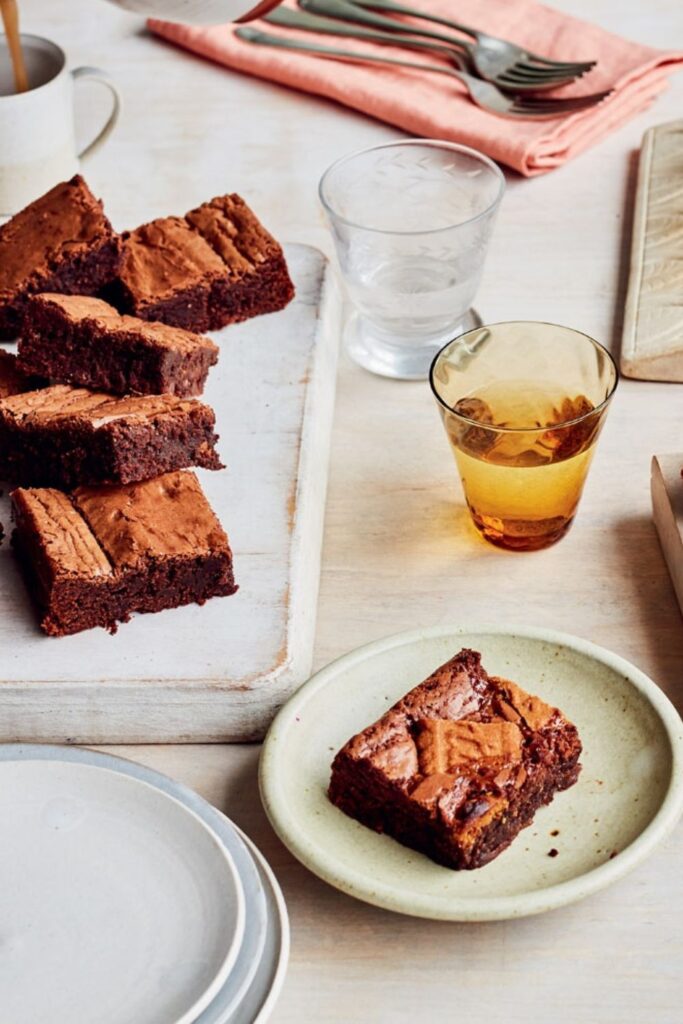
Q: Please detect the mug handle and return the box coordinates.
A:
[71,66,121,161]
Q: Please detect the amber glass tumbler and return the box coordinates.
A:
[430,321,618,551]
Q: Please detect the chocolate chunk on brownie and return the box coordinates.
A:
[11,470,237,636]
[329,649,582,870]
[19,294,219,397]
[0,176,121,340]
[111,193,294,332]
[0,385,222,488]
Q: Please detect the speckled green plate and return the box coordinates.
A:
[260,626,683,921]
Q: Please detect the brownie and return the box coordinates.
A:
[110,193,294,332]
[19,293,219,397]
[11,470,238,636]
[0,351,32,399]
[0,176,121,340]
[329,649,582,870]
[186,195,295,326]
[0,385,222,488]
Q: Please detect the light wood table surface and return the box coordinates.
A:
[20,0,683,1020]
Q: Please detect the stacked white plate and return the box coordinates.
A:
[0,744,289,1024]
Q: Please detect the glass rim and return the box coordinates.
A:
[318,139,506,237]
[429,320,619,434]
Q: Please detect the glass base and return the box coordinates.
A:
[345,308,483,381]
[470,508,575,551]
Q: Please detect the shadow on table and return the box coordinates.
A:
[608,512,683,713]
[339,488,486,564]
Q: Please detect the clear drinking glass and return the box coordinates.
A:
[319,139,505,380]
[430,322,618,551]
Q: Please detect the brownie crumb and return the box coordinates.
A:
[548,848,559,858]
[550,829,560,837]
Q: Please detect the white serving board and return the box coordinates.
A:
[621,120,683,382]
[651,453,683,619]
[0,244,340,742]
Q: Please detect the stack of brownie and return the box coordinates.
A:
[0,175,295,636]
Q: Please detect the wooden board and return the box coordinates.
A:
[621,120,683,381]
[651,454,683,619]
[0,243,340,743]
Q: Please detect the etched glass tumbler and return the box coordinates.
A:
[319,140,505,380]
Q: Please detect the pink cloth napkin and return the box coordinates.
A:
[148,0,683,176]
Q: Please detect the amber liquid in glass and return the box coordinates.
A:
[445,381,600,551]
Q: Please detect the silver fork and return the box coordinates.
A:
[267,5,492,67]
[298,0,596,90]
[349,0,599,85]
[236,27,612,119]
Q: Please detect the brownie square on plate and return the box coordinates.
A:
[11,470,238,636]
[329,648,582,869]
[19,293,219,397]
[0,176,121,339]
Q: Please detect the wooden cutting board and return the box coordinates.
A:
[0,243,340,742]
[621,120,683,381]
[651,454,683,619]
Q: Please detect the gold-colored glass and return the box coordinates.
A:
[430,322,618,551]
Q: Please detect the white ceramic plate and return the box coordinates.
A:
[0,745,290,1024]
[260,625,683,921]
[226,820,290,1024]
[0,759,246,1024]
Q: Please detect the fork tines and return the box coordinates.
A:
[513,89,613,115]
[499,62,596,86]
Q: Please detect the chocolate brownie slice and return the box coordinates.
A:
[111,217,226,332]
[187,195,295,327]
[111,194,294,332]
[329,649,582,870]
[19,294,219,397]
[0,385,222,488]
[0,351,32,399]
[11,470,237,636]
[0,176,121,340]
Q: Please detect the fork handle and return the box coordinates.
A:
[299,0,474,54]
[347,0,480,41]
[237,25,466,79]
[265,6,466,65]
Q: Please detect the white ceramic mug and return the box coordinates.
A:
[107,0,282,24]
[0,35,121,215]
